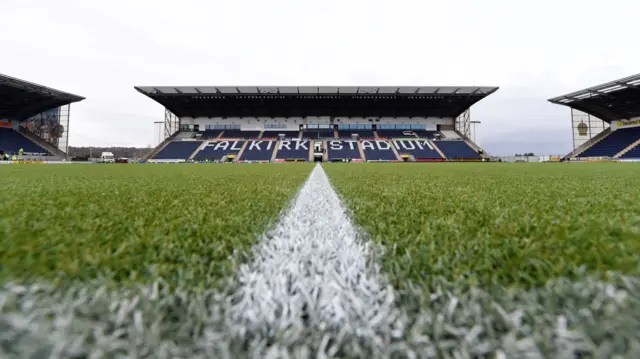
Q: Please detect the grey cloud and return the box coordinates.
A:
[1,0,638,148]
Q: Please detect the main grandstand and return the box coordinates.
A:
[135,86,498,163]
[549,73,640,161]
[0,73,84,160]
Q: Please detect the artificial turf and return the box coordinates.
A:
[323,162,640,290]
[0,163,313,287]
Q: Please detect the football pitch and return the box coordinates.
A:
[1,163,639,358]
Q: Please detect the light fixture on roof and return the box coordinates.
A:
[600,84,625,93]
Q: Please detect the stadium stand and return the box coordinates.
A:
[433,140,481,159]
[275,140,309,160]
[577,127,640,158]
[152,141,202,160]
[136,86,498,163]
[193,140,245,161]
[239,141,276,161]
[0,73,84,159]
[0,127,49,155]
[337,130,375,139]
[549,73,640,160]
[220,130,262,139]
[393,140,443,160]
[327,140,362,161]
[361,140,398,161]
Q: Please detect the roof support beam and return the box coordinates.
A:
[616,81,640,90]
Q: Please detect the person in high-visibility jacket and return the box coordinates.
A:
[19,148,24,157]
[11,155,17,161]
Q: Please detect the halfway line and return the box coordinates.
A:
[227,164,403,339]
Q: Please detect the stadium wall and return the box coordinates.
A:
[179,116,454,131]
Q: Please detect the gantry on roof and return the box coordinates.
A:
[135,86,499,118]
[549,73,640,123]
[0,73,85,121]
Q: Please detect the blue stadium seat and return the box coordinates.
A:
[393,140,442,160]
[375,130,416,138]
[361,140,398,161]
[433,140,481,159]
[193,140,245,161]
[275,140,310,160]
[220,130,262,139]
[153,141,202,160]
[579,127,640,158]
[337,130,375,139]
[0,127,50,156]
[327,140,362,161]
[261,131,300,139]
[239,141,276,161]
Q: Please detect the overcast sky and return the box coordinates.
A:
[1,0,638,155]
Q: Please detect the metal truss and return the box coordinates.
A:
[455,109,471,138]
[164,108,179,139]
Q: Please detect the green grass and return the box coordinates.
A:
[1,162,640,358]
[0,164,313,287]
[324,162,640,290]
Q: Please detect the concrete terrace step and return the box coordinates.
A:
[614,137,640,158]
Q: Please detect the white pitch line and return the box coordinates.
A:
[227,164,403,339]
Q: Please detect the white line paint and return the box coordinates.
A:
[227,164,403,338]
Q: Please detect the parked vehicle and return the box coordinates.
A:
[100,152,115,163]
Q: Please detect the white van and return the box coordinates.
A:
[100,152,115,163]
